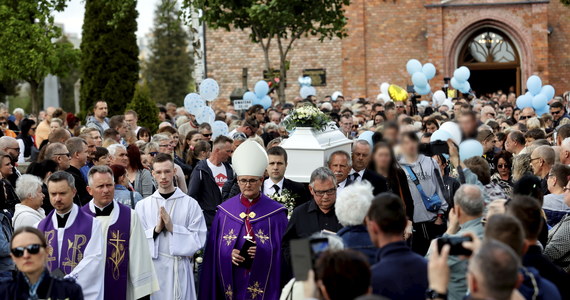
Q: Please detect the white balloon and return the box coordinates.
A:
[300,86,316,99]
[441,99,453,108]
[439,121,462,145]
[196,106,215,125]
[332,91,343,101]
[432,90,446,106]
[212,120,229,139]
[380,82,390,95]
[199,78,220,101]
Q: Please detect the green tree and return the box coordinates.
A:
[146,0,194,106]
[182,0,350,103]
[81,0,139,116]
[127,83,160,133]
[0,0,80,114]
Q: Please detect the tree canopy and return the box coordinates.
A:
[145,0,194,106]
[0,0,80,113]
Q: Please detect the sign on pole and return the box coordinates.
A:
[233,99,253,110]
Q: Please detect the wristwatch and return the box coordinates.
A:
[425,289,448,300]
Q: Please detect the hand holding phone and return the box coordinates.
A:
[437,236,473,256]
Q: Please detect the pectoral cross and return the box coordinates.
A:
[244,233,252,240]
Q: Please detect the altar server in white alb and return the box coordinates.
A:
[82,166,159,300]
[135,153,207,300]
[36,171,104,300]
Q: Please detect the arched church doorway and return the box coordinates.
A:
[458,28,521,96]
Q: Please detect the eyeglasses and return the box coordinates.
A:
[238,178,259,185]
[54,153,70,157]
[6,147,20,152]
[202,133,212,137]
[159,144,171,148]
[497,164,508,169]
[149,152,158,157]
[313,188,336,197]
[519,115,532,120]
[11,244,44,257]
[551,110,562,115]
[0,122,7,125]
[488,112,496,117]
[530,157,541,163]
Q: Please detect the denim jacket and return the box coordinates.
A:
[337,225,379,265]
[114,185,143,208]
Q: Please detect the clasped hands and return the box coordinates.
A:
[154,207,173,234]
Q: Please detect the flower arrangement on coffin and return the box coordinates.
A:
[281,105,331,132]
[268,189,297,218]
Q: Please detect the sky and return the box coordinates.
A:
[53,0,161,38]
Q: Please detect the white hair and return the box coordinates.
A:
[107,143,126,156]
[320,102,333,111]
[12,108,24,116]
[15,174,43,201]
[335,180,374,226]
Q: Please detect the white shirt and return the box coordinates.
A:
[337,178,349,197]
[206,159,227,192]
[263,177,284,196]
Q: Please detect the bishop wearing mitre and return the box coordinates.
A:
[199,140,288,299]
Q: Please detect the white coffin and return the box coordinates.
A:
[281,124,352,183]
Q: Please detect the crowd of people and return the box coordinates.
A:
[0,89,568,300]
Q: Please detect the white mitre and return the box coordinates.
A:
[232,140,268,177]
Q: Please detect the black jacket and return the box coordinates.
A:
[0,271,84,300]
[361,169,389,196]
[386,168,414,221]
[187,159,234,228]
[174,153,192,184]
[282,178,310,207]
[523,245,570,299]
[66,166,90,206]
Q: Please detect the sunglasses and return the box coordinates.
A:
[11,244,43,257]
[497,164,508,169]
[202,133,212,137]
[149,151,158,157]
[0,122,7,125]
[519,115,532,120]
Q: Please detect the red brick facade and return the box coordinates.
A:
[205,0,570,101]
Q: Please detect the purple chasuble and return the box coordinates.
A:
[199,194,288,300]
[37,207,94,275]
[82,202,131,300]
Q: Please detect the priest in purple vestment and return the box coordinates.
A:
[199,140,288,300]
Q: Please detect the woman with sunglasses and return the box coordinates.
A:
[16,118,38,163]
[0,226,83,299]
[490,151,514,198]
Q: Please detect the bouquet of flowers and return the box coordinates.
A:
[281,105,331,131]
[269,189,297,217]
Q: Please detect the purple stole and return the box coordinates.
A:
[37,207,94,275]
[199,194,288,300]
[82,202,131,300]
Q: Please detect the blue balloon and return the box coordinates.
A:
[516,94,532,109]
[430,130,451,142]
[414,84,431,95]
[412,72,428,88]
[260,95,272,109]
[450,77,465,90]
[532,94,548,110]
[459,81,471,94]
[540,85,555,100]
[243,91,257,102]
[454,66,470,82]
[422,63,436,80]
[536,105,550,117]
[357,131,374,146]
[254,80,269,98]
[459,139,483,161]
[527,75,542,96]
[406,59,422,76]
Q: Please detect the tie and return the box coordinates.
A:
[95,202,114,217]
[352,172,360,182]
[273,185,280,196]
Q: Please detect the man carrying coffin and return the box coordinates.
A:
[135,153,207,300]
[81,166,159,300]
[36,171,104,300]
[200,140,289,300]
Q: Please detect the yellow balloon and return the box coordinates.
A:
[388,84,409,102]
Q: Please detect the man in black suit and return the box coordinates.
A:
[351,140,388,195]
[263,146,309,207]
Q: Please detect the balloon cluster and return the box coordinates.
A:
[406,59,436,95]
[430,121,484,161]
[377,83,391,102]
[516,75,555,116]
[450,66,471,94]
[298,77,317,100]
[183,78,220,125]
[243,80,272,109]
